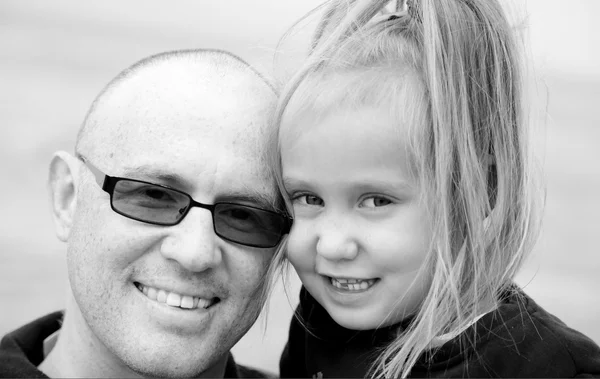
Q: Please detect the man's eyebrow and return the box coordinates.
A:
[120,165,280,210]
[123,165,279,210]
[220,188,279,211]
[120,166,191,188]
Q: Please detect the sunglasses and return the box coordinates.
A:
[78,156,292,248]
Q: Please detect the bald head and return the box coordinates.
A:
[76,49,276,160]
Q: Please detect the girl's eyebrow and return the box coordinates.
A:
[282,177,310,190]
[283,176,414,193]
[350,179,415,192]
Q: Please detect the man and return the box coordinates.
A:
[0,49,291,377]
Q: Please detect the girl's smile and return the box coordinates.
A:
[319,275,381,308]
[328,277,379,292]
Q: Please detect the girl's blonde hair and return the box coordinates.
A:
[272,0,543,377]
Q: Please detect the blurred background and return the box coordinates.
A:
[1,0,598,374]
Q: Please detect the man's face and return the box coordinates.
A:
[66,64,277,377]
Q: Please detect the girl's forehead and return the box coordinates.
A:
[280,70,428,144]
[280,104,421,194]
[282,67,426,124]
[284,105,410,152]
[279,70,428,185]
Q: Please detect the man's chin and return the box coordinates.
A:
[124,351,228,379]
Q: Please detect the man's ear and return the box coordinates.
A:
[48,151,80,242]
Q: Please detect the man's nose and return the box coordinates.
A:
[159,207,222,272]
[315,216,359,262]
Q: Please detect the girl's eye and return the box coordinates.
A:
[294,194,324,206]
[360,196,392,208]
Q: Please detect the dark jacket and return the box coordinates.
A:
[0,311,268,378]
[280,286,600,378]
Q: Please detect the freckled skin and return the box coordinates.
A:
[281,106,434,330]
[55,58,278,377]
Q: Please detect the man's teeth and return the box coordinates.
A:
[330,277,377,291]
[136,283,214,309]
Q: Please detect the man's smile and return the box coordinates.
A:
[134,282,220,310]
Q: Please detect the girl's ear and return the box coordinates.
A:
[48,151,80,242]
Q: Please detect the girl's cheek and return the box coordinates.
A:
[285,221,316,269]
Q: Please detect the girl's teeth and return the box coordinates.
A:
[330,278,376,291]
[136,283,214,310]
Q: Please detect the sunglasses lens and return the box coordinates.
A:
[111,180,190,225]
[214,203,287,248]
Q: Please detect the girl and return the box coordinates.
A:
[272,0,600,377]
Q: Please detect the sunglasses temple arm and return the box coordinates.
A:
[78,155,108,188]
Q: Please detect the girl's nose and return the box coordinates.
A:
[315,222,359,262]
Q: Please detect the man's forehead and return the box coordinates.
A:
[110,59,272,104]
[102,68,270,124]
[85,59,275,155]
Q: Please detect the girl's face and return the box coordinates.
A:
[280,105,433,330]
